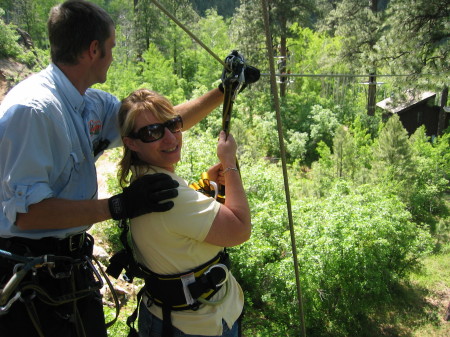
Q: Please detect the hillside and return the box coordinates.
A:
[0,58,32,101]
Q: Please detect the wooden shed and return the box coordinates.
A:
[376,90,448,137]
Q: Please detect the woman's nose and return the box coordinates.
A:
[161,127,177,141]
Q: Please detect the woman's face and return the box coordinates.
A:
[124,110,182,172]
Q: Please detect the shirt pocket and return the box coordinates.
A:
[53,146,85,198]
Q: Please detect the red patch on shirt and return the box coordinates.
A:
[89,120,102,136]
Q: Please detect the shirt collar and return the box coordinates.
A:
[47,63,85,114]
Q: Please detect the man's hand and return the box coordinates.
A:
[108,173,179,220]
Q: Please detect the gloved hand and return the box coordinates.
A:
[108,173,179,220]
[218,50,260,94]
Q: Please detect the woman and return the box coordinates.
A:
[118,89,251,337]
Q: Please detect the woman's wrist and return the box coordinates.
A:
[223,167,239,174]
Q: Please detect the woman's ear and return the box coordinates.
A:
[123,137,139,152]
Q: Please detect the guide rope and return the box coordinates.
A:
[260,1,306,336]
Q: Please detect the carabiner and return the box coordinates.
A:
[204,263,229,288]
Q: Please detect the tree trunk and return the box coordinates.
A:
[367,73,377,116]
[437,86,448,136]
[279,17,287,97]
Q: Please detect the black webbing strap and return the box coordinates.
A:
[125,287,145,337]
[106,219,148,282]
[162,304,173,337]
[143,251,229,305]
[107,219,231,337]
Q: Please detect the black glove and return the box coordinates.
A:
[108,173,179,220]
[218,50,260,93]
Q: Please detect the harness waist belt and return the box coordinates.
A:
[144,251,230,310]
[0,233,87,257]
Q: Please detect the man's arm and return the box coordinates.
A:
[15,173,179,230]
[174,88,223,130]
[16,198,111,230]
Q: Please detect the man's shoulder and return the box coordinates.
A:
[85,88,119,103]
[0,71,59,114]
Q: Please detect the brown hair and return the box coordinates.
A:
[118,89,176,187]
[47,0,114,65]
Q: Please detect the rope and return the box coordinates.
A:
[260,1,306,336]
[148,0,229,70]
[260,72,447,78]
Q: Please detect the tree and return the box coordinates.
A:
[267,0,315,97]
[407,127,450,227]
[332,125,356,179]
[371,114,416,202]
[0,0,59,48]
[190,0,240,18]
[378,0,450,91]
[323,0,389,115]
[230,0,266,67]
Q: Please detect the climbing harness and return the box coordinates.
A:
[0,234,119,337]
[106,219,231,337]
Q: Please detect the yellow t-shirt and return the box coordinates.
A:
[130,166,244,335]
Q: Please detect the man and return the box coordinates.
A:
[0,0,226,336]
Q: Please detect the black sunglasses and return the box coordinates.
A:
[128,115,183,143]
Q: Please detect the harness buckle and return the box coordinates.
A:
[204,263,229,288]
[69,233,85,252]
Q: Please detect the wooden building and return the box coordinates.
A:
[376,90,449,137]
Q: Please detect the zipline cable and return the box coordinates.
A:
[260,1,307,336]
[148,0,229,70]
[260,72,447,78]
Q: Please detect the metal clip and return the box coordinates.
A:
[0,291,21,315]
[84,256,104,288]
[205,263,229,288]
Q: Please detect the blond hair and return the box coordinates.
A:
[118,89,176,187]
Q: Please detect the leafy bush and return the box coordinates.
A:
[232,177,433,336]
[295,182,433,335]
[0,10,22,58]
[408,127,450,230]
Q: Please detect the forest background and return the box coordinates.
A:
[0,0,449,336]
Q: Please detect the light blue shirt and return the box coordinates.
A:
[0,64,121,239]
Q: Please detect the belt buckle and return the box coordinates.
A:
[69,233,84,252]
[205,263,229,288]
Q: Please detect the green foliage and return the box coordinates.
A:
[371,114,415,186]
[7,1,447,335]
[286,129,308,162]
[407,127,450,230]
[190,0,240,18]
[139,43,186,103]
[309,140,334,196]
[176,128,220,183]
[234,176,434,336]
[0,9,22,58]
[288,25,352,109]
[379,0,450,90]
[189,9,233,89]
[294,182,433,335]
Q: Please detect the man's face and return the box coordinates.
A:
[93,27,115,84]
